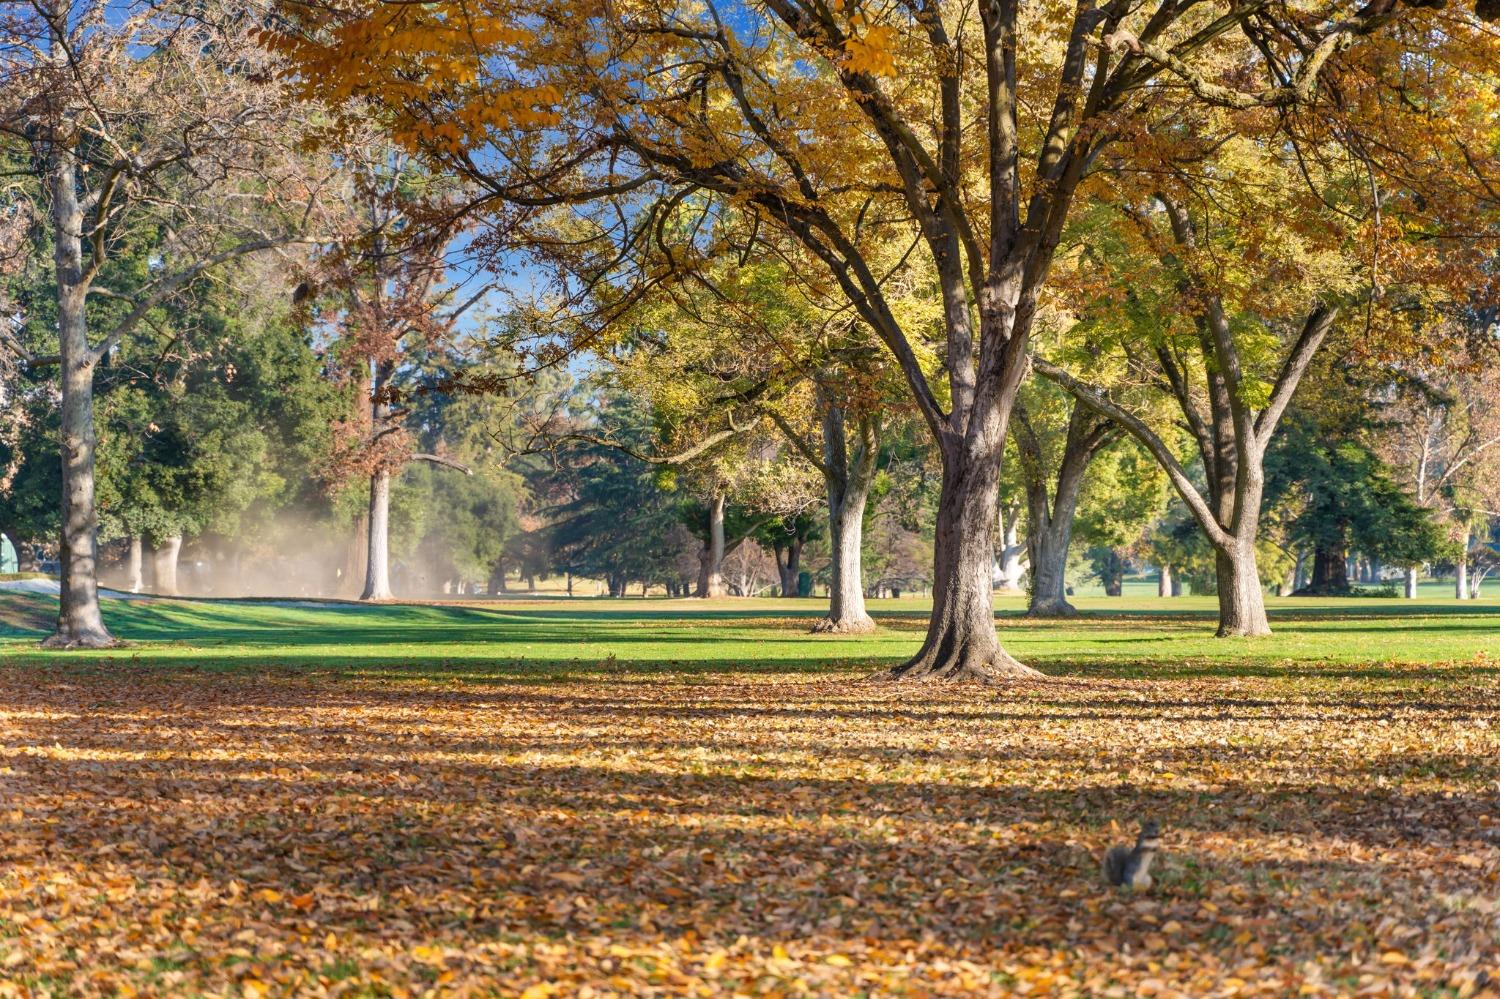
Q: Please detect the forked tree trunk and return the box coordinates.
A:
[887,428,1039,682]
[774,538,803,597]
[125,536,144,593]
[1016,404,1110,618]
[361,468,394,600]
[1027,527,1075,616]
[1215,543,1269,637]
[43,139,113,649]
[152,535,182,596]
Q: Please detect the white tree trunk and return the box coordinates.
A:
[361,468,394,600]
[152,535,182,597]
[125,536,144,593]
[1456,533,1470,600]
[996,506,1027,594]
[1404,567,1419,599]
[1158,564,1173,598]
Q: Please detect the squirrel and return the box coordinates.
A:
[1102,820,1162,890]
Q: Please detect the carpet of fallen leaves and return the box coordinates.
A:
[1,664,1498,998]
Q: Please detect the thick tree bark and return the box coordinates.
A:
[1216,543,1269,637]
[1309,544,1349,593]
[152,535,182,597]
[361,468,394,600]
[1158,564,1173,598]
[887,421,1040,682]
[43,138,113,649]
[1404,566,1419,599]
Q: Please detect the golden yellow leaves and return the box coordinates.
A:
[842,23,898,78]
[261,2,560,157]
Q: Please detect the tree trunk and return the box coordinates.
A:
[1310,544,1348,593]
[1016,403,1109,618]
[1455,536,1470,600]
[816,481,874,633]
[995,503,1027,594]
[775,539,803,597]
[10,533,39,573]
[1103,552,1124,597]
[1027,526,1075,616]
[152,535,182,596]
[125,536,144,593]
[1158,564,1173,598]
[42,138,113,648]
[887,434,1039,681]
[1215,543,1269,637]
[812,402,876,634]
[361,468,394,600]
[695,492,728,598]
[1404,567,1419,599]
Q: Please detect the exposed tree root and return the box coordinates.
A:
[810,616,877,635]
[1215,623,1272,638]
[41,630,121,650]
[881,646,1044,684]
[1024,600,1078,619]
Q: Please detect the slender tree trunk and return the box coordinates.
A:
[42,137,113,648]
[152,535,182,596]
[124,536,144,593]
[812,402,876,634]
[361,468,394,600]
[888,427,1039,681]
[1404,567,1419,599]
[1456,534,1471,600]
[1215,542,1269,637]
[695,493,728,598]
[817,482,874,633]
[1158,564,1173,598]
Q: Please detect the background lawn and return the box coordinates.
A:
[0,588,1496,680]
[0,591,1496,996]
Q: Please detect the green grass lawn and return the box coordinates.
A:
[1,588,1495,681]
